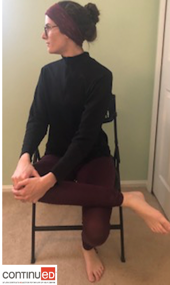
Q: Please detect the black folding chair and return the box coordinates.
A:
[31,94,125,264]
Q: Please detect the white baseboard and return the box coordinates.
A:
[2,181,147,193]
[121,180,147,189]
[3,185,12,192]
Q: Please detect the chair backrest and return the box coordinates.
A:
[103,94,117,124]
[103,94,120,165]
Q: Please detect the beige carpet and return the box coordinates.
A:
[3,188,170,285]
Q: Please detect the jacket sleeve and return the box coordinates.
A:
[51,70,113,181]
[20,69,49,158]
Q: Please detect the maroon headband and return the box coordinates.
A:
[45,3,84,46]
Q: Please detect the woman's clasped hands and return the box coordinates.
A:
[11,153,57,203]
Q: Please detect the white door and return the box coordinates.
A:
[153,0,170,220]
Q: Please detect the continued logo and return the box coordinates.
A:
[1,265,57,284]
[41,267,56,280]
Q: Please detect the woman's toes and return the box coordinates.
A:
[89,273,95,283]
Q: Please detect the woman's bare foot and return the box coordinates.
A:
[82,247,104,283]
[122,191,170,234]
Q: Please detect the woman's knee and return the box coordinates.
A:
[83,220,110,247]
[34,155,60,176]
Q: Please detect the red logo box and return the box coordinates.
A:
[41,267,56,280]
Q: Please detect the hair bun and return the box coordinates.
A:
[84,3,100,24]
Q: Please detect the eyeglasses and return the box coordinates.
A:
[44,25,57,37]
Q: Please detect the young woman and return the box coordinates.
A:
[12,1,170,283]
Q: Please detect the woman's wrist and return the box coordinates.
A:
[20,153,31,163]
[42,172,57,189]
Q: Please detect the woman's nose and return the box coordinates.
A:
[42,31,47,40]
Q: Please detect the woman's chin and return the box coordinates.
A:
[47,47,59,55]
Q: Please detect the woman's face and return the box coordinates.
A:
[42,15,69,54]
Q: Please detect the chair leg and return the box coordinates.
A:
[31,203,36,264]
[119,206,126,262]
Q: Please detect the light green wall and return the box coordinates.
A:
[3,0,159,184]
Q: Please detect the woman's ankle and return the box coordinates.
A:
[121,191,144,208]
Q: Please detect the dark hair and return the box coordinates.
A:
[58,1,100,42]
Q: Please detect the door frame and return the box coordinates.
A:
[147,0,168,193]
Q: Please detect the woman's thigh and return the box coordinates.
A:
[76,156,116,187]
[34,155,116,187]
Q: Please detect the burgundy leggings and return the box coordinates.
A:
[34,155,123,250]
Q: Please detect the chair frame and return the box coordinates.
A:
[31,94,125,264]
